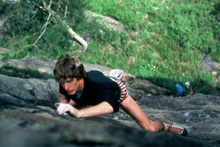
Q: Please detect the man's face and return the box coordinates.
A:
[185,85,189,89]
[60,78,80,95]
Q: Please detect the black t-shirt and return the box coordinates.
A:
[59,70,121,112]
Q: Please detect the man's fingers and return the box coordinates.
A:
[56,103,73,116]
[57,104,68,115]
[57,106,64,115]
[63,106,70,113]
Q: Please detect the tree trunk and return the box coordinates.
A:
[40,0,88,52]
[64,22,88,53]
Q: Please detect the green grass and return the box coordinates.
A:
[0,0,219,94]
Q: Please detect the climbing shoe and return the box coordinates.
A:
[164,122,188,136]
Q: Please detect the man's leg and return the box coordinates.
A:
[120,95,188,136]
[120,95,164,132]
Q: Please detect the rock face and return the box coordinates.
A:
[0,56,219,147]
[84,11,127,33]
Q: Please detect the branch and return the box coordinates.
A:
[33,9,52,46]
[32,0,53,47]
[35,0,87,52]
[50,11,87,52]
[64,5,68,18]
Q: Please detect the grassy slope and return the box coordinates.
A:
[82,0,219,94]
[0,0,219,94]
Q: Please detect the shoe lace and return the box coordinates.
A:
[168,123,183,134]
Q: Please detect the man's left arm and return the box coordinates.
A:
[58,101,114,118]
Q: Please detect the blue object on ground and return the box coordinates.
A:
[175,83,183,96]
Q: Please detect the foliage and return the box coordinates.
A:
[0,0,219,94]
[87,0,154,31]
[0,0,88,58]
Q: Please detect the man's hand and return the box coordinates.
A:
[57,103,80,118]
[56,101,114,118]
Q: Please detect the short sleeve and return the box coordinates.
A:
[99,90,119,112]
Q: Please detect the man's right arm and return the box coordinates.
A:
[59,93,79,108]
[59,93,68,103]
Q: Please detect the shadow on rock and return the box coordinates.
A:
[0,109,211,147]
